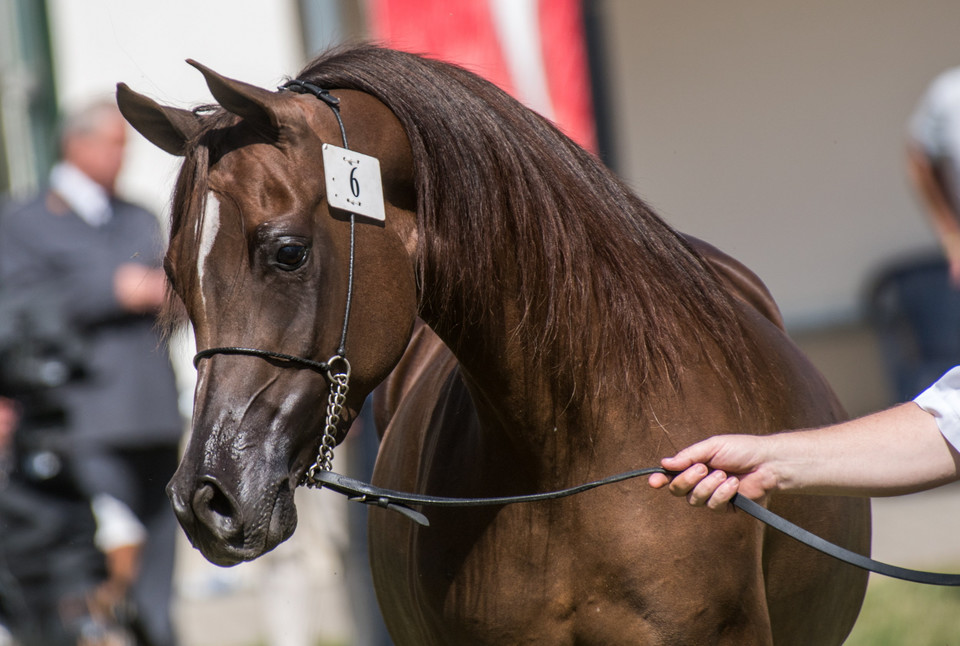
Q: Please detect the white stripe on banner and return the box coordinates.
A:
[488,0,555,121]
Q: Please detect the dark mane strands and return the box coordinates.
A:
[297,45,763,411]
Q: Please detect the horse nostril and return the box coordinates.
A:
[192,478,243,543]
[203,482,233,516]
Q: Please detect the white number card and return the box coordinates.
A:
[322,143,386,222]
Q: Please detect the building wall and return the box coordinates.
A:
[46,0,306,218]
[50,1,954,330]
[603,1,960,328]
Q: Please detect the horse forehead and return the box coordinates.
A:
[298,90,413,178]
[209,144,318,217]
[214,140,305,184]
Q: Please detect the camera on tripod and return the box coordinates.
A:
[0,285,87,485]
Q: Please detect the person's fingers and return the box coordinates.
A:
[660,454,694,472]
[661,437,724,472]
[685,469,728,506]
[665,463,708,497]
[704,476,740,512]
[647,472,670,489]
[660,448,706,473]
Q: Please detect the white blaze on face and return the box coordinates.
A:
[197,192,222,313]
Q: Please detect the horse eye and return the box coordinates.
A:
[276,245,308,269]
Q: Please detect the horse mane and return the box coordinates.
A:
[295,44,765,412]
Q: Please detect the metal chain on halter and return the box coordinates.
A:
[303,356,350,487]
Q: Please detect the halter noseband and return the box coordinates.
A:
[192,347,346,381]
[192,79,357,479]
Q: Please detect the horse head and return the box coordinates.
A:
[117,62,418,565]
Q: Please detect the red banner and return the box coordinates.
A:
[367,0,597,153]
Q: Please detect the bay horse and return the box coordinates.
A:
[117,45,869,645]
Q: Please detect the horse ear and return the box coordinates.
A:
[187,59,283,136]
[116,83,200,156]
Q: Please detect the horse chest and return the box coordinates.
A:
[369,499,719,646]
[371,504,580,644]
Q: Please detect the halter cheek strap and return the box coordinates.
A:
[192,79,358,478]
[279,79,355,359]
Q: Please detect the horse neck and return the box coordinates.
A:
[419,293,608,479]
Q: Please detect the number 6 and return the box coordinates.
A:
[350,167,360,198]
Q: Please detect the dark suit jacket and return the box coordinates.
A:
[0,191,182,448]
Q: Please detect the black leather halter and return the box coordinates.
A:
[192,347,340,378]
[193,79,354,383]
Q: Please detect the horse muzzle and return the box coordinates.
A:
[167,469,297,566]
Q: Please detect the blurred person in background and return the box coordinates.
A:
[0,99,183,646]
[907,65,960,286]
[863,68,960,402]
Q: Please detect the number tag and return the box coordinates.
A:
[322,143,386,222]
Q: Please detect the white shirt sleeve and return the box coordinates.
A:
[914,366,960,451]
[909,89,945,156]
[90,493,146,551]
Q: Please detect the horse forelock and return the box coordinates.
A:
[159,108,235,339]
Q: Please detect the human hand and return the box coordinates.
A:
[949,256,960,290]
[648,434,778,511]
[114,263,167,313]
[938,230,960,288]
[0,398,18,456]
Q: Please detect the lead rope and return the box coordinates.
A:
[280,79,354,485]
[313,467,960,586]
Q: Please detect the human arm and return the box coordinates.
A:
[648,402,960,511]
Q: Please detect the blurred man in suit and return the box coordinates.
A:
[0,99,183,646]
